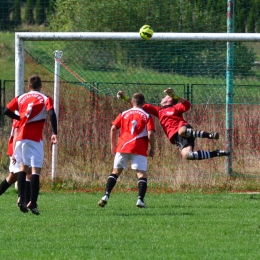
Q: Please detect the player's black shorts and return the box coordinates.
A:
[170,124,195,151]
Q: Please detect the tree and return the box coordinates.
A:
[247,10,255,33]
[24,0,35,25]
[36,0,46,25]
[12,0,22,27]
[0,0,11,30]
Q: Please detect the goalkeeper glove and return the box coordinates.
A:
[117,91,130,101]
[164,88,179,100]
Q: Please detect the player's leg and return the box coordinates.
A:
[24,167,32,205]
[0,173,17,195]
[0,157,19,196]
[17,163,29,213]
[175,134,230,160]
[14,140,29,213]
[98,152,126,207]
[24,140,43,215]
[179,125,219,140]
[131,154,148,208]
[27,166,41,215]
[185,148,230,160]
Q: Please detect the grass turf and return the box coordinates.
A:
[0,189,260,260]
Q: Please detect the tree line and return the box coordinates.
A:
[0,0,258,78]
[1,0,260,32]
[0,0,55,30]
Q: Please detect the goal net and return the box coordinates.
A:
[13,32,260,192]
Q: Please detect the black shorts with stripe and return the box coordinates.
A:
[170,124,195,151]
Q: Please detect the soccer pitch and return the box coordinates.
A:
[0,190,260,260]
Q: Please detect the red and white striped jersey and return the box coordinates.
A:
[7,91,54,142]
[112,107,155,156]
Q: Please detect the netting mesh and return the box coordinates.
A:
[1,0,260,190]
[10,41,260,190]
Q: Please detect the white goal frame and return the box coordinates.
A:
[15,32,260,176]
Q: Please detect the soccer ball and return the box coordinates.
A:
[139,25,154,40]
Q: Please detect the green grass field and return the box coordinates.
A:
[1,189,260,260]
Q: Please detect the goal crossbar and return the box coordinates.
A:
[15,32,260,41]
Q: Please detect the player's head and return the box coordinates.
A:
[160,95,178,106]
[131,93,145,107]
[28,75,42,90]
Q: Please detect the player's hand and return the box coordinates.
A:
[117,91,130,101]
[149,149,155,157]
[164,88,175,97]
[51,134,58,145]
[111,144,117,154]
[164,88,178,99]
[11,155,17,165]
[117,91,125,99]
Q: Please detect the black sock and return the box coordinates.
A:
[188,150,223,160]
[30,174,40,206]
[0,179,11,196]
[105,174,118,197]
[24,180,31,205]
[187,150,214,160]
[186,129,210,138]
[138,178,147,201]
[17,171,26,200]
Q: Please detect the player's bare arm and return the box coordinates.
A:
[148,130,155,157]
[12,127,18,164]
[110,125,118,154]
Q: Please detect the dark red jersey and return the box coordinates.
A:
[143,100,191,141]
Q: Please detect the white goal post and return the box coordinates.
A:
[14,32,260,177]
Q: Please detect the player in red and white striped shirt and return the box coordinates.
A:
[4,75,58,215]
[98,93,155,208]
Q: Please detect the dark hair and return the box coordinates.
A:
[132,93,145,106]
[28,75,42,89]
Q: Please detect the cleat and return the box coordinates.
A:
[27,202,40,215]
[209,132,219,140]
[136,199,146,208]
[216,150,230,157]
[17,197,28,213]
[98,195,108,208]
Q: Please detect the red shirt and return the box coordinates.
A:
[7,119,19,156]
[112,107,155,156]
[7,91,54,142]
[143,100,191,141]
